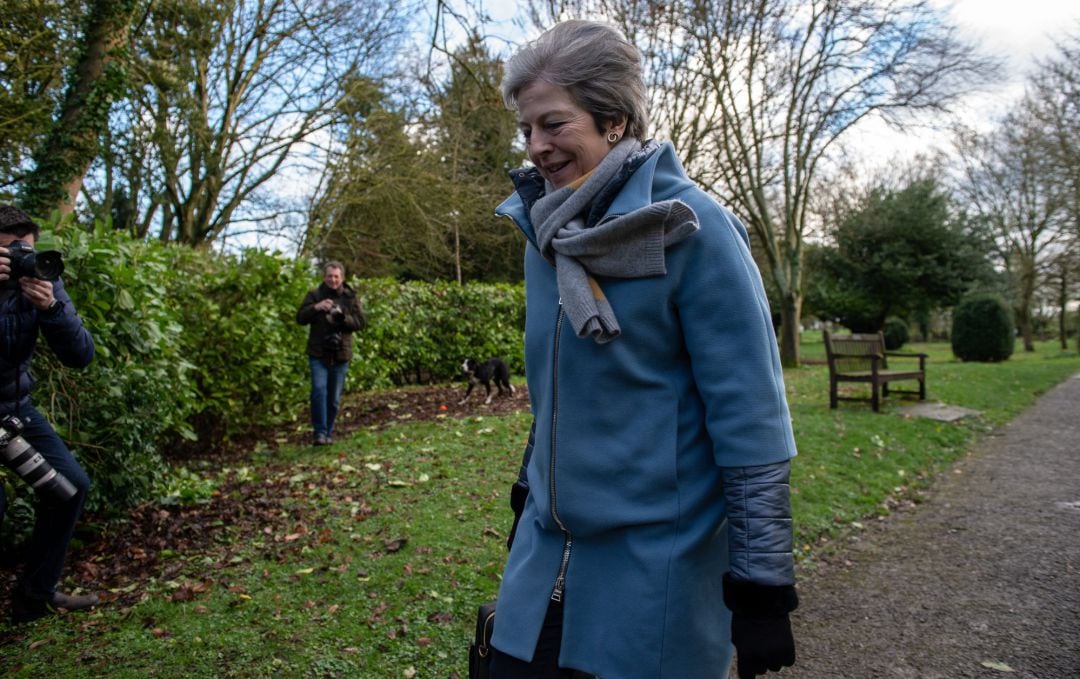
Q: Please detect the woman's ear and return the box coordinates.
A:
[609,115,628,139]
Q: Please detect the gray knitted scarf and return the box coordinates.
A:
[531,138,700,343]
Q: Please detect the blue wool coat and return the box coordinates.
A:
[492,143,797,678]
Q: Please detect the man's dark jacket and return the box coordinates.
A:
[296,282,365,363]
[0,278,95,412]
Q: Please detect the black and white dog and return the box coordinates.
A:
[459,358,516,405]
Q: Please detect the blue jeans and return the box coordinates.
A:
[0,404,91,600]
[308,357,349,438]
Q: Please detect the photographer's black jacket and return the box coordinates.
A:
[0,278,95,412]
[296,282,365,364]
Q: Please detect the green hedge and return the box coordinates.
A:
[351,278,525,388]
[1,222,526,546]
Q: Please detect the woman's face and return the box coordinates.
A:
[516,80,625,189]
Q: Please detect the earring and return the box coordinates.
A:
[607,131,619,143]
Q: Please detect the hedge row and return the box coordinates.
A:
[2,222,525,544]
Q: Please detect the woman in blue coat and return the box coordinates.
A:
[490,20,799,679]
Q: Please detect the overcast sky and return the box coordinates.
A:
[474,0,1078,162]
[840,0,1078,165]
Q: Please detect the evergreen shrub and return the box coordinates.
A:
[882,317,909,350]
[951,294,1015,362]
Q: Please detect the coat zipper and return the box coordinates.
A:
[499,208,573,602]
[550,302,572,602]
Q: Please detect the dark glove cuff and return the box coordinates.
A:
[723,573,799,617]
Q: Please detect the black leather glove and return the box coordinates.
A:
[506,480,529,551]
[723,573,798,678]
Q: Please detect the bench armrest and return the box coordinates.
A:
[886,351,926,370]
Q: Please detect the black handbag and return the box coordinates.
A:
[468,600,497,679]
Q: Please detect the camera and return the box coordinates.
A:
[2,240,64,290]
[0,414,77,502]
[322,331,343,354]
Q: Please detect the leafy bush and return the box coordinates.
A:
[165,247,312,445]
[351,279,525,387]
[35,221,197,510]
[951,294,1015,362]
[882,317,909,350]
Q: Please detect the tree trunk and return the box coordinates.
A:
[21,0,135,217]
[1018,266,1037,352]
[778,292,802,368]
[1015,302,1035,352]
[1059,272,1068,351]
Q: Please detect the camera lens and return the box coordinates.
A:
[31,250,64,281]
[0,417,78,502]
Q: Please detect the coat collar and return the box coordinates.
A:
[496,142,694,248]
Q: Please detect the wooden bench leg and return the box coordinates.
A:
[919,378,926,401]
[830,379,838,409]
[871,381,881,412]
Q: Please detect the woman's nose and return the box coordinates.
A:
[528,131,551,155]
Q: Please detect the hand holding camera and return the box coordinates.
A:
[0,240,64,310]
[315,298,344,323]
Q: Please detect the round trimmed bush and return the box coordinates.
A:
[951,294,1014,362]
[882,317,909,350]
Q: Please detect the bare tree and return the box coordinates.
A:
[953,113,1069,352]
[92,0,413,246]
[526,0,997,365]
[1021,32,1080,351]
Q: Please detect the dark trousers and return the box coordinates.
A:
[0,404,91,600]
[490,599,594,679]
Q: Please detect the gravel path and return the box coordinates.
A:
[785,373,1080,679]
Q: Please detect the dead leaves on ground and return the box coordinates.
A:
[2,457,428,619]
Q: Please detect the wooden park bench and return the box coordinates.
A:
[823,330,928,412]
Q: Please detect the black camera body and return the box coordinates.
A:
[3,239,64,290]
[0,414,77,502]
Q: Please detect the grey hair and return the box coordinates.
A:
[324,260,345,276]
[501,20,649,141]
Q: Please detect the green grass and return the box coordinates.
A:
[2,340,1078,678]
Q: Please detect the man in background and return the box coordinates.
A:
[296,261,365,445]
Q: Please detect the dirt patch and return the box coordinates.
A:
[290,382,531,443]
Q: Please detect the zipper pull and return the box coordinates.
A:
[551,576,565,602]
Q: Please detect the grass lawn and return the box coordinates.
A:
[1,339,1077,678]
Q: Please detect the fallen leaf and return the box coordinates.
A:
[980,660,1015,672]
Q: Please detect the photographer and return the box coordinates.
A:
[0,206,96,623]
[296,261,365,446]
